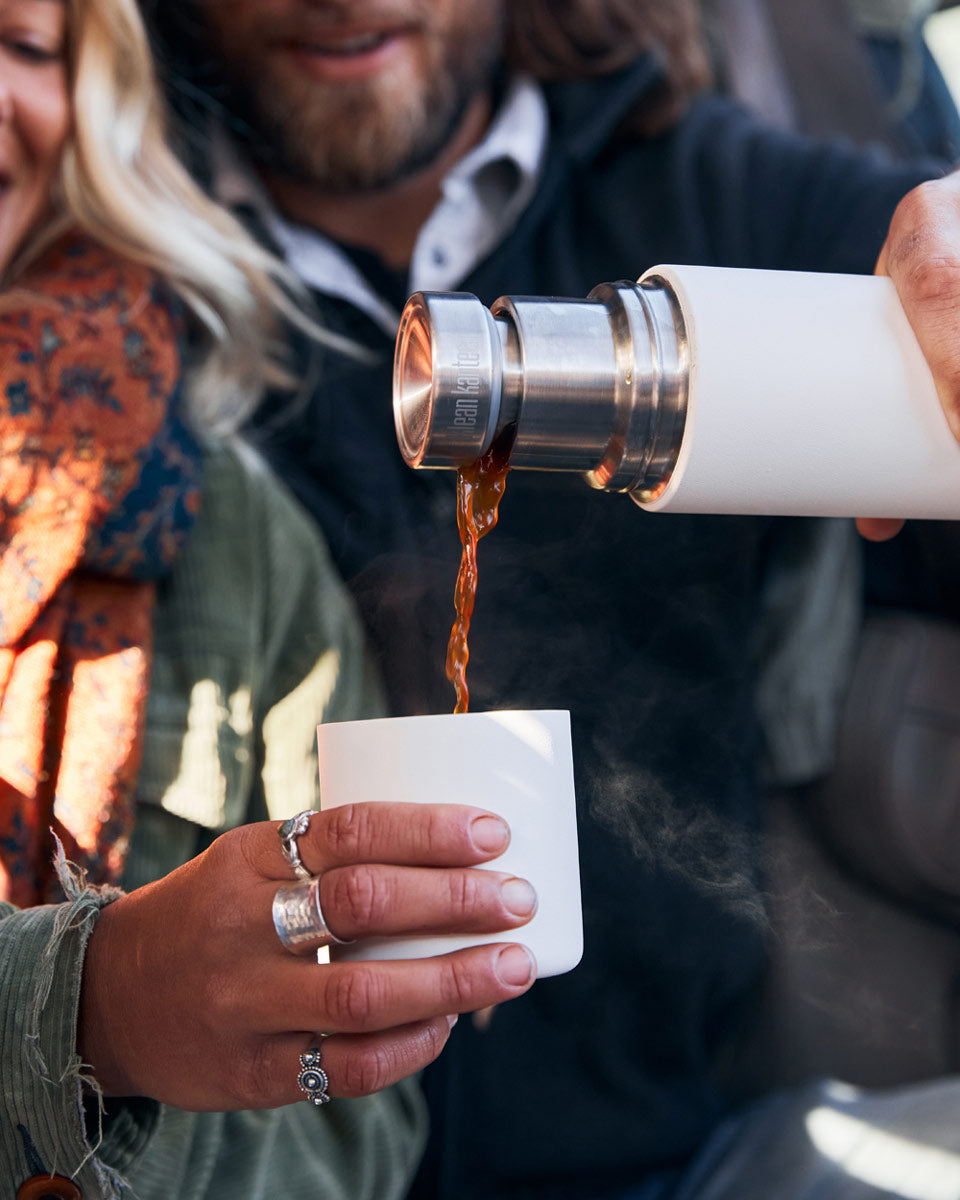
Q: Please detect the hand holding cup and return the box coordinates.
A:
[78,801,538,1110]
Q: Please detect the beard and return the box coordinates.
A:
[210,8,504,193]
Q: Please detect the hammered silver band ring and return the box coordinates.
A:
[277,809,317,880]
[298,1045,331,1106]
[272,875,354,954]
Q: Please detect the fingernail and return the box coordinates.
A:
[496,944,536,987]
[471,814,509,854]
[446,1014,459,1029]
[500,877,537,916]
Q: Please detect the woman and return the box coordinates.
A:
[0,1,538,1196]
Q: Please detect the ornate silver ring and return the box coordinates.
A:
[298,1045,331,1106]
[277,809,317,880]
[272,876,354,955]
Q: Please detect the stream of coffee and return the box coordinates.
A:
[446,445,510,713]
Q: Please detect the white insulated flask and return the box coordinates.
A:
[393,265,960,518]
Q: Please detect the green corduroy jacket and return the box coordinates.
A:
[0,439,426,1200]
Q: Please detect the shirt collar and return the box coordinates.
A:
[212,74,549,337]
[445,71,547,199]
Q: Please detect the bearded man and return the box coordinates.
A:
[141,2,960,1198]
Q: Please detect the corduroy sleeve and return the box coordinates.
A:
[0,869,151,1199]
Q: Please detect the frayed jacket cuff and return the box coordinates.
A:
[1,864,158,1197]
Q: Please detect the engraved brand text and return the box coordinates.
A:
[453,336,481,425]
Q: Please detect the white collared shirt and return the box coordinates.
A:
[213,75,549,336]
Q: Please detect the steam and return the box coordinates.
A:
[589,761,769,928]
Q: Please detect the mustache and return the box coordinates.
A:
[265,0,433,34]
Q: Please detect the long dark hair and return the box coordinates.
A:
[142,0,710,142]
[505,0,711,134]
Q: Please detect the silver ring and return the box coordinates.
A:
[272,876,354,955]
[278,809,317,880]
[298,1045,331,1106]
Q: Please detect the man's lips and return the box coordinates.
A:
[294,30,395,55]
[280,23,413,77]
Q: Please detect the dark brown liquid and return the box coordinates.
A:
[446,446,510,713]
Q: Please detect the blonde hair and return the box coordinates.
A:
[12,0,309,433]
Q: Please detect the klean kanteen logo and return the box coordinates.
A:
[453,336,481,426]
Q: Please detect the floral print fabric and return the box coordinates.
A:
[0,235,201,906]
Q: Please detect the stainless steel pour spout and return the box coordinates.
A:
[393,277,689,502]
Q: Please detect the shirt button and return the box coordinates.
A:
[431,246,448,267]
[16,1176,82,1200]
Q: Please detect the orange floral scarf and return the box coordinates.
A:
[0,235,202,907]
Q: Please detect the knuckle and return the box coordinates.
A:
[199,971,236,1026]
[337,1021,450,1097]
[409,804,472,863]
[201,826,239,876]
[221,1039,270,1109]
[337,1043,396,1097]
[420,806,452,858]
[323,965,387,1029]
[210,822,260,873]
[886,185,960,292]
[325,865,387,934]
[902,254,960,310]
[446,868,483,920]
[437,954,479,1012]
[232,823,262,875]
[889,180,944,246]
[414,1018,450,1069]
[893,179,940,226]
[322,804,373,862]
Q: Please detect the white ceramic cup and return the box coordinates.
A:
[316,709,582,978]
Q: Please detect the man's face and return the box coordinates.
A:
[197,0,506,192]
